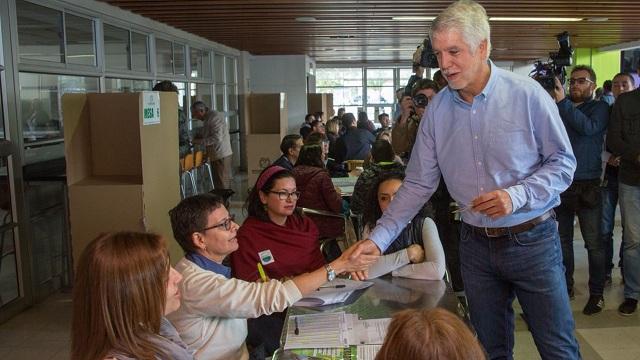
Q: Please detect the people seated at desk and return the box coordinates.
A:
[230,165,326,355]
[71,232,191,360]
[351,140,405,215]
[375,308,485,360]
[306,131,347,177]
[230,166,325,281]
[166,193,375,360]
[363,173,446,280]
[292,144,346,239]
[272,134,303,171]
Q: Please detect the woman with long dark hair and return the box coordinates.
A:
[292,144,346,239]
[363,172,446,280]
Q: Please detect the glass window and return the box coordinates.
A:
[156,38,173,74]
[103,24,130,70]
[202,51,212,79]
[190,47,203,78]
[225,57,236,84]
[366,106,393,125]
[189,83,213,109]
[214,84,225,111]
[0,67,5,139]
[366,68,394,105]
[399,68,414,88]
[0,227,19,304]
[214,54,225,83]
[104,78,151,93]
[19,73,99,144]
[227,85,237,111]
[130,32,149,72]
[317,68,363,112]
[174,82,187,113]
[17,0,64,63]
[64,13,95,66]
[173,43,185,76]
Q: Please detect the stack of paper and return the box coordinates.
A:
[294,278,373,307]
[284,311,390,360]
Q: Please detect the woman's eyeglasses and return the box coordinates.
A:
[200,214,236,232]
[269,190,301,200]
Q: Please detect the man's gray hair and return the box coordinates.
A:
[430,0,492,59]
[191,101,208,112]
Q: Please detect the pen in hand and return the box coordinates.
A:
[294,317,300,335]
[317,284,346,290]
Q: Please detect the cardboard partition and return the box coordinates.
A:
[246,134,283,186]
[63,92,182,266]
[247,93,288,134]
[140,92,182,262]
[68,185,144,265]
[307,93,334,119]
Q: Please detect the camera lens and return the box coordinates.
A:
[413,94,428,108]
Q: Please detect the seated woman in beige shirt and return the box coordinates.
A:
[166,190,376,360]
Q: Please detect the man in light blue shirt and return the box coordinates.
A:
[348,1,580,359]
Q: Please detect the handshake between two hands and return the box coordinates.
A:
[346,189,514,281]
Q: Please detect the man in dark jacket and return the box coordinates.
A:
[272,134,303,170]
[333,113,375,163]
[553,65,609,315]
[607,88,640,316]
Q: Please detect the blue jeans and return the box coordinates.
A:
[556,196,606,296]
[601,174,624,273]
[619,182,640,300]
[460,217,581,360]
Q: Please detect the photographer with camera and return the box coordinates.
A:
[550,65,610,315]
[391,79,439,161]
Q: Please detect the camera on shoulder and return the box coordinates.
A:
[530,31,573,91]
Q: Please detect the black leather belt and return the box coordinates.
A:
[466,210,554,238]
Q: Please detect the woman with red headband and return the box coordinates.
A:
[230,165,328,355]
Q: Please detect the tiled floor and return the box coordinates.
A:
[1,173,639,359]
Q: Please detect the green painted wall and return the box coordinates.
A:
[572,48,621,87]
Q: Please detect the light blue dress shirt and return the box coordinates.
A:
[370,61,576,251]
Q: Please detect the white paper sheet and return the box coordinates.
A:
[294,278,374,307]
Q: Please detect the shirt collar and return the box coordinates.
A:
[186,252,231,278]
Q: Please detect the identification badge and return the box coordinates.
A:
[258,250,275,265]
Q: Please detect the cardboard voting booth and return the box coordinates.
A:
[244,93,288,186]
[62,92,182,266]
[307,93,334,119]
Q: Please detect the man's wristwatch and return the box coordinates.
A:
[324,264,336,282]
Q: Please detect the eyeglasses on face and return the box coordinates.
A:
[569,77,594,86]
[200,214,236,232]
[269,190,301,200]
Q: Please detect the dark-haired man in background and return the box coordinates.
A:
[552,65,609,315]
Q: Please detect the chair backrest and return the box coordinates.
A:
[345,159,364,171]
[183,153,195,171]
[194,150,203,167]
[299,207,357,254]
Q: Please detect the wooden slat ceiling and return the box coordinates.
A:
[100,0,640,64]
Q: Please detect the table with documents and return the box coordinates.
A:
[331,176,358,197]
[273,275,462,360]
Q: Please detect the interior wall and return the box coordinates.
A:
[248,55,310,134]
[574,48,621,87]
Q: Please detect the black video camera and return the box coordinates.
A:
[530,31,573,91]
[403,36,440,96]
